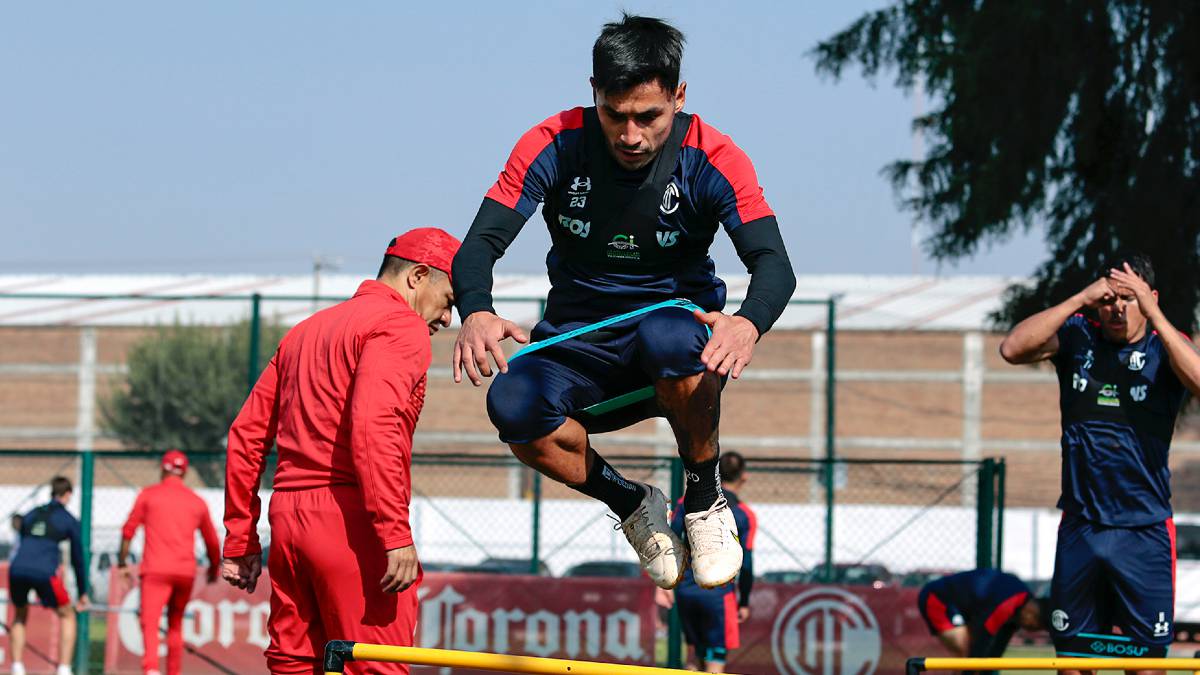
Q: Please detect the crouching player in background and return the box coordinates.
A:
[918,568,1044,673]
[1001,252,1200,674]
[669,451,756,673]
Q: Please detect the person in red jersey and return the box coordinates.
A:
[220,228,459,675]
[117,449,220,675]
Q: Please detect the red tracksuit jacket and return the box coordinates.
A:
[223,280,432,558]
[122,475,220,577]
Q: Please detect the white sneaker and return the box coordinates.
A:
[684,496,743,589]
[11,662,26,675]
[54,665,72,675]
[619,482,687,589]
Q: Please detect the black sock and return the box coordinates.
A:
[569,450,643,520]
[683,454,722,513]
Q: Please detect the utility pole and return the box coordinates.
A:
[311,253,343,314]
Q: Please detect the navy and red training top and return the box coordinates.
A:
[453,107,795,335]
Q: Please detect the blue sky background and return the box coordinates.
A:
[1,1,1048,278]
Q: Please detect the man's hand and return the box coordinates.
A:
[738,606,751,623]
[221,554,263,594]
[1077,276,1116,309]
[76,594,90,613]
[452,311,529,386]
[694,310,759,379]
[1109,263,1161,320]
[206,565,219,584]
[118,565,135,590]
[380,545,420,593]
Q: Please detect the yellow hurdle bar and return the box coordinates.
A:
[913,657,1200,674]
[321,640,745,674]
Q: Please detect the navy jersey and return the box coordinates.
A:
[1052,315,1188,526]
[484,107,775,325]
[671,490,756,602]
[10,501,87,596]
[922,570,1030,632]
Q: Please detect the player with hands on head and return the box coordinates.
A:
[1001,251,1200,675]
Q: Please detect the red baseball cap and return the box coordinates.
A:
[162,449,188,474]
[384,228,461,280]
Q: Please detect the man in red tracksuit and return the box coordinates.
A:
[220,228,460,675]
[117,449,220,675]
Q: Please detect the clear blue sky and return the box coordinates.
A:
[2,1,1047,278]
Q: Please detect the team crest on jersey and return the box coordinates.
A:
[1097,383,1121,407]
[1128,350,1146,371]
[606,234,640,261]
[660,181,681,214]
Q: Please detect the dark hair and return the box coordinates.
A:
[378,254,448,281]
[719,451,745,483]
[593,14,685,95]
[1098,250,1155,288]
[51,476,72,498]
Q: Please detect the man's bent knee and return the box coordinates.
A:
[636,312,708,379]
[486,373,565,444]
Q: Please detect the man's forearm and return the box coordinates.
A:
[729,216,796,336]
[117,538,131,567]
[1148,310,1200,395]
[1000,294,1082,363]
[452,198,526,318]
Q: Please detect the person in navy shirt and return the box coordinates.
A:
[1001,252,1200,671]
[8,476,89,675]
[918,569,1043,669]
[450,14,795,592]
[668,451,756,673]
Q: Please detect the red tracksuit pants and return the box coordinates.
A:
[139,573,194,675]
[266,486,420,675]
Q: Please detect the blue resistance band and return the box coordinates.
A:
[508,298,707,416]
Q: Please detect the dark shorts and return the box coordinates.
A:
[8,569,70,609]
[1050,513,1176,650]
[677,582,739,660]
[486,305,713,444]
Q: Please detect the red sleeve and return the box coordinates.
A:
[483,108,582,217]
[198,498,220,567]
[222,351,281,558]
[684,115,775,227]
[741,502,758,551]
[349,314,432,551]
[121,491,146,541]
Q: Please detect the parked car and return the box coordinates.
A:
[898,568,958,588]
[760,570,810,584]
[563,561,642,578]
[459,557,551,576]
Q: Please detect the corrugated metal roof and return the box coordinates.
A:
[0,273,1023,331]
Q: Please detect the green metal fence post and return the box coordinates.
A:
[75,449,94,674]
[823,297,837,582]
[996,458,1006,569]
[975,458,996,569]
[247,293,262,393]
[530,471,542,575]
[667,458,684,668]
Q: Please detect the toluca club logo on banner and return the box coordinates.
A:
[104,569,657,674]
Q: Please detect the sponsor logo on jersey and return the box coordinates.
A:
[656,231,679,247]
[660,181,680,214]
[568,176,591,208]
[1097,383,1120,407]
[1131,384,1148,402]
[557,215,590,239]
[1090,641,1149,657]
[1084,349,1094,370]
[606,234,640,261]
